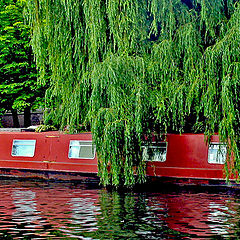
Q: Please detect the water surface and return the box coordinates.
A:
[0,180,239,239]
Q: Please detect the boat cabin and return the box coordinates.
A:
[145,134,228,183]
[0,131,98,181]
[0,131,229,183]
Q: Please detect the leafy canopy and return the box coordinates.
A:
[0,0,46,125]
[26,0,240,186]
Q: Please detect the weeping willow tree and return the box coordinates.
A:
[26,0,240,186]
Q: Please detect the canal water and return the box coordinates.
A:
[0,180,240,239]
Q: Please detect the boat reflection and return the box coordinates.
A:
[148,191,237,238]
[0,181,239,239]
[12,189,40,229]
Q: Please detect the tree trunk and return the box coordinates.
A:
[11,109,20,128]
[24,106,31,127]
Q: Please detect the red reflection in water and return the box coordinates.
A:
[0,181,239,239]
[148,192,237,237]
[0,182,100,238]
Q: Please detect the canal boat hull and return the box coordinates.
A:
[0,131,232,185]
[0,131,98,182]
[146,134,226,180]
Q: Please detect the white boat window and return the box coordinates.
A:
[143,142,167,162]
[69,141,96,159]
[12,140,36,157]
[208,143,226,164]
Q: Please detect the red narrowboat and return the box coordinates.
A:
[144,133,230,186]
[0,130,232,186]
[0,131,98,181]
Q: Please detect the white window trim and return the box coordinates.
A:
[208,142,227,165]
[68,140,96,159]
[143,142,168,162]
[12,139,36,157]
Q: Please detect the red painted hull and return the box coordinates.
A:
[0,131,232,185]
[146,134,226,180]
[0,131,98,181]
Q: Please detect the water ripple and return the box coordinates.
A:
[0,180,239,239]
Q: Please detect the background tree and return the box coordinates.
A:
[26,0,240,186]
[0,0,46,127]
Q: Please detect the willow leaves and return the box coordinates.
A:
[26,0,240,186]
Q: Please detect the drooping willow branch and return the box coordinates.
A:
[26,0,240,186]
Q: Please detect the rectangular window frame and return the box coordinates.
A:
[208,142,227,165]
[68,140,96,160]
[11,139,36,157]
[142,142,167,162]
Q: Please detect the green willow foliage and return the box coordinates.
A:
[26,0,240,186]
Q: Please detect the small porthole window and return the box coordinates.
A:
[143,142,167,162]
[69,141,96,159]
[208,143,227,164]
[12,140,36,157]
